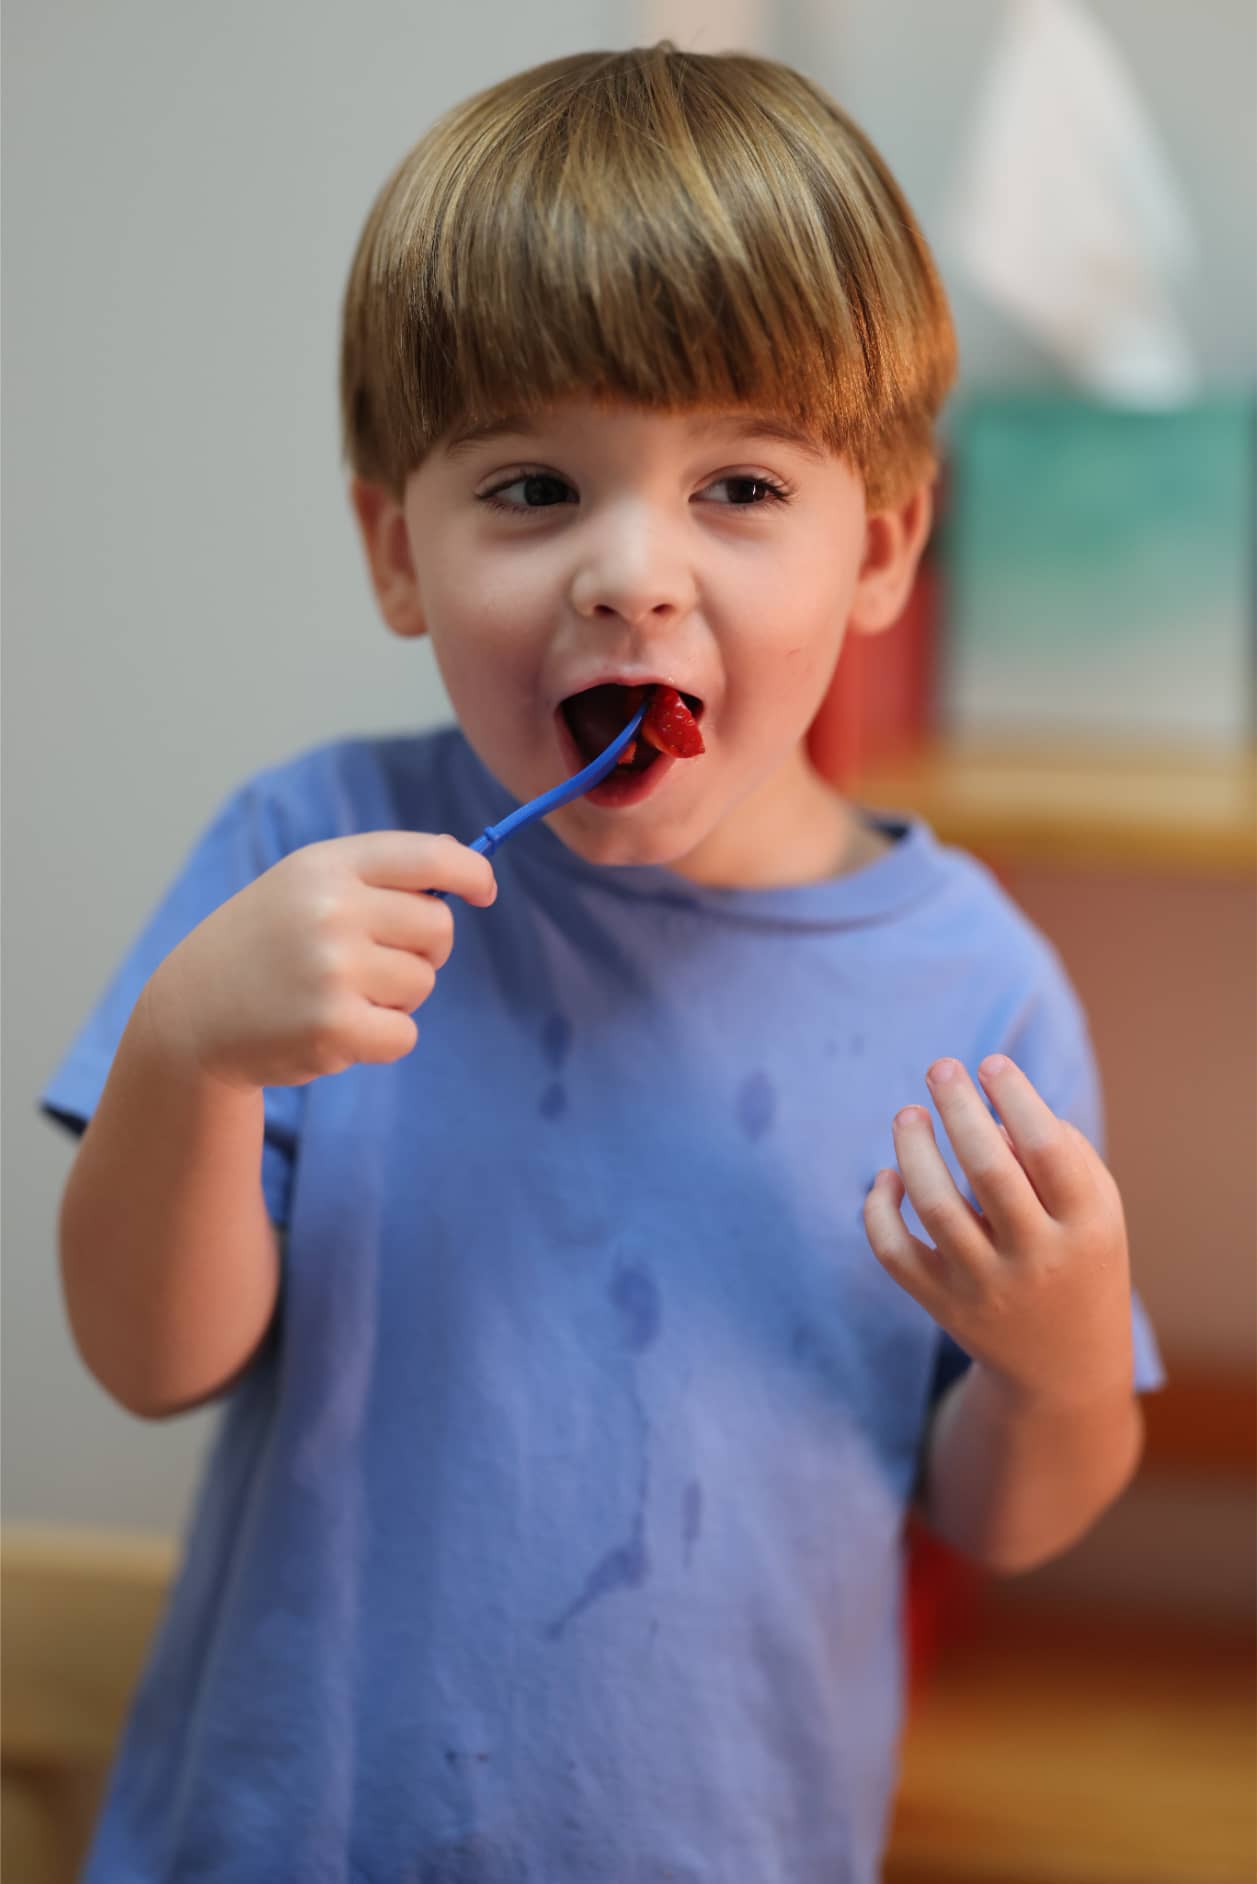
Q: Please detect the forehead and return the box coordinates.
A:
[441,405,831,465]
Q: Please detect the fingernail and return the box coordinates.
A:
[980,1055,1008,1080]
[927,1059,958,1085]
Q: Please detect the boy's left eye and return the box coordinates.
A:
[477,472,793,514]
[705,475,793,508]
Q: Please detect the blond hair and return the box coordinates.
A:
[339,42,956,510]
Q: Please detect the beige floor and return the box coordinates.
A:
[884,1598,1257,1884]
[5,1528,1254,1884]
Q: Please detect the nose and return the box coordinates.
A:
[568,515,697,635]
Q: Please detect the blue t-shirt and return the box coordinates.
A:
[40,725,1164,1884]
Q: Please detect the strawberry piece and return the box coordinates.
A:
[642,686,705,759]
[616,738,639,767]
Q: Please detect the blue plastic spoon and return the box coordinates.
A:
[430,695,651,897]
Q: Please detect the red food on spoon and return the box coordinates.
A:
[563,681,704,772]
[620,685,705,764]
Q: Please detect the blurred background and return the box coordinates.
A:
[4,1,1254,1879]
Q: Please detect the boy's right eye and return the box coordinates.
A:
[479,473,575,513]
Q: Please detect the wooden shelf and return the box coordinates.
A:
[3,1530,1254,1884]
[852,740,1257,877]
[1140,1369,1257,1478]
[885,1603,1257,1884]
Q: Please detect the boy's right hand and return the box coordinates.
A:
[144,833,497,1091]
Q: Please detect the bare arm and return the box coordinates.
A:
[58,964,281,1420]
[863,1053,1150,1575]
[913,1365,1144,1573]
[56,830,497,1421]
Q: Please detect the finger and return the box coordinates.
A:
[366,884,457,971]
[892,1105,994,1275]
[976,1056,1097,1221]
[361,942,437,1014]
[351,1001,421,1066]
[925,1058,1044,1249]
[352,831,499,907]
[862,1169,948,1311]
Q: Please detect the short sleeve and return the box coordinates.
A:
[37,775,303,1230]
[928,939,1167,1405]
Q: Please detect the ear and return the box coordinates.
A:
[847,479,934,637]
[347,476,427,639]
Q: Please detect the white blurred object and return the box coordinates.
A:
[637,0,768,52]
[946,0,1200,404]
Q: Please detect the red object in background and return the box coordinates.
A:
[805,466,949,794]
[903,1515,985,1701]
[806,555,939,792]
[804,468,991,1700]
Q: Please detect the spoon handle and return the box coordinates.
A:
[429,698,650,897]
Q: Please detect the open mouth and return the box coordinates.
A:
[559,683,706,774]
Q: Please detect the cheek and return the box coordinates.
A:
[775,561,861,687]
[727,535,858,659]
[423,606,554,788]
[736,605,851,713]
[412,514,541,655]
[705,631,844,770]
[424,570,541,694]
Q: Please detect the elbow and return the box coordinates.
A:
[61,1280,259,1423]
[918,1521,1071,1578]
[980,1516,1108,1578]
[58,1252,170,1420]
[96,1322,270,1419]
[108,1376,209,1422]
[978,1534,1082,1578]
[64,1324,202,1421]
[91,1361,243,1423]
[970,1407,1148,1578]
[109,1384,182,1423]
[58,1206,278,1423]
[930,1516,1097,1578]
[917,1399,1148,1577]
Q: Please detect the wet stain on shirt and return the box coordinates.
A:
[545,1263,659,1640]
[417,1832,529,1882]
[609,1263,661,1352]
[537,1013,573,1119]
[542,1013,573,1068]
[544,1524,651,1643]
[790,1319,853,1407]
[682,1479,703,1566]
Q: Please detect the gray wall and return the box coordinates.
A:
[798,0,1257,393]
[5,1,1254,1534]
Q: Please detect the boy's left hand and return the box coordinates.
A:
[863,1055,1135,1411]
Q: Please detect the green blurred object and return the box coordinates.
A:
[941,394,1256,748]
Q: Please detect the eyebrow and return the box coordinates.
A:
[442,411,830,464]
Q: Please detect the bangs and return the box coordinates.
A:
[340,45,956,508]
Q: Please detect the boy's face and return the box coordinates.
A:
[351,396,930,886]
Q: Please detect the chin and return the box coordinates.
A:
[547,805,699,871]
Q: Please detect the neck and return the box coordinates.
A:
[671,745,881,890]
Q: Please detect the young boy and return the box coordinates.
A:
[42,41,1164,1883]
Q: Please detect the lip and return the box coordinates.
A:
[552,671,706,718]
[553,704,681,809]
